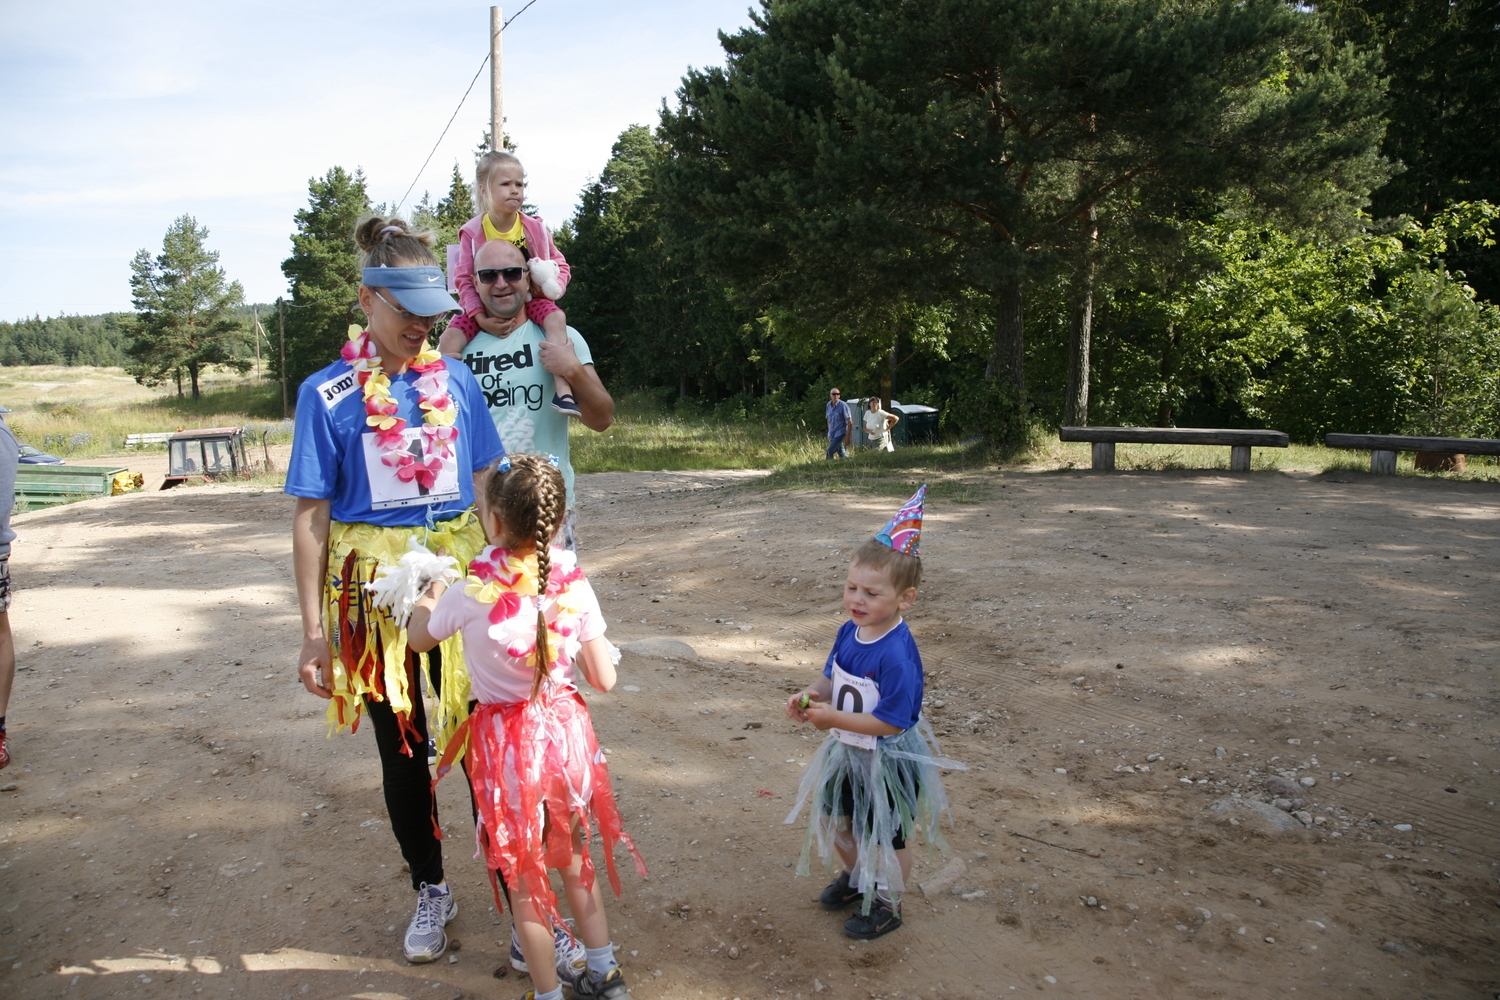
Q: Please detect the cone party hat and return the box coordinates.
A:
[874,484,926,556]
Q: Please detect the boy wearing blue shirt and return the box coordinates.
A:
[785,486,960,940]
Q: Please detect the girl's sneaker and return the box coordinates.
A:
[843,896,902,940]
[0,731,9,770]
[551,393,583,418]
[574,967,632,1000]
[510,922,588,987]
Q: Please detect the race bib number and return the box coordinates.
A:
[830,660,880,750]
[361,429,460,511]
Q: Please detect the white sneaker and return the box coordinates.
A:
[404,882,457,963]
[511,919,588,987]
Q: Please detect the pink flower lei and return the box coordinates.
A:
[341,325,458,490]
[464,545,588,669]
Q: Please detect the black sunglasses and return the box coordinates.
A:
[476,267,529,285]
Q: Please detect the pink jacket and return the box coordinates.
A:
[452,212,570,340]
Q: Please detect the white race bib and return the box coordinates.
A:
[830,660,880,750]
[361,429,460,511]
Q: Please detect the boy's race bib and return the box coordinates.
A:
[361,429,460,511]
[830,660,880,750]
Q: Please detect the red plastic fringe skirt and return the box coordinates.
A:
[443,690,647,928]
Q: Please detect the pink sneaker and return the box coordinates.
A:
[0,732,10,770]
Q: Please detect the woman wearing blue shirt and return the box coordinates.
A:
[285,216,505,964]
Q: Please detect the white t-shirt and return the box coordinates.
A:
[863,408,892,438]
[426,548,607,704]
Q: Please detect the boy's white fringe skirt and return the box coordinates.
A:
[784,719,965,912]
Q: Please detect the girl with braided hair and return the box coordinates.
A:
[409,454,644,1000]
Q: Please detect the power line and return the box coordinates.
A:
[395,0,542,212]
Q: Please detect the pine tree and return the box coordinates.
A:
[277,167,372,389]
[125,215,249,399]
[660,0,1389,443]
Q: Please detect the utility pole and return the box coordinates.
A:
[277,297,288,418]
[490,6,504,150]
[252,305,262,380]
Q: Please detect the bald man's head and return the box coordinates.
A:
[473,239,529,321]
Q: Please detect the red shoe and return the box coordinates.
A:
[0,732,9,770]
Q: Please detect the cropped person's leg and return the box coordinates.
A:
[1,559,15,769]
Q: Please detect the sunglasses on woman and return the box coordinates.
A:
[373,290,442,328]
[475,267,529,285]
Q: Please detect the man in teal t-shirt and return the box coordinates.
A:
[456,238,615,548]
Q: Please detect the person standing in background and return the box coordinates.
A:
[825,388,853,460]
[0,407,19,769]
[863,396,899,453]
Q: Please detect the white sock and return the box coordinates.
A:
[585,944,617,977]
[535,986,564,1000]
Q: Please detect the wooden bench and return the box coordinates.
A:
[125,432,172,449]
[1059,426,1290,472]
[1324,433,1500,474]
[15,465,129,512]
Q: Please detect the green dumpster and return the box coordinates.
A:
[15,465,128,512]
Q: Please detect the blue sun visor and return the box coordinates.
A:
[361,265,460,315]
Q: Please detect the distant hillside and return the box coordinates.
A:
[0,304,276,367]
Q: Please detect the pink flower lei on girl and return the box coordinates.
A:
[341,325,458,490]
[464,545,588,673]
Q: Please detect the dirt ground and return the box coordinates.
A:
[1,467,1497,1000]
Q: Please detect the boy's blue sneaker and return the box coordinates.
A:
[818,870,863,910]
[843,896,902,940]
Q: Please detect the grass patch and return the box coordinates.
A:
[570,393,824,472]
[1,366,291,460]
[1014,436,1500,481]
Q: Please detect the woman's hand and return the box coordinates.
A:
[299,636,333,699]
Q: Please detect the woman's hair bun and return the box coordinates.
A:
[353,215,438,267]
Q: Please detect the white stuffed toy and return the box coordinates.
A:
[528,258,565,301]
[365,538,462,627]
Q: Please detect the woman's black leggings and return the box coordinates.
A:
[365,649,450,891]
[365,648,515,903]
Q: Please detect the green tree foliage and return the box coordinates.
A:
[0,314,130,366]
[125,215,250,399]
[659,0,1390,443]
[1320,0,1500,302]
[278,167,372,389]
[557,125,760,399]
[1071,203,1500,438]
[414,162,478,261]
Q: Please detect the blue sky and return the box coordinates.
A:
[0,0,758,320]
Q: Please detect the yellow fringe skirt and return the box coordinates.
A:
[323,513,489,755]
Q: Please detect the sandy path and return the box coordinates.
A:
[0,468,1496,1000]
